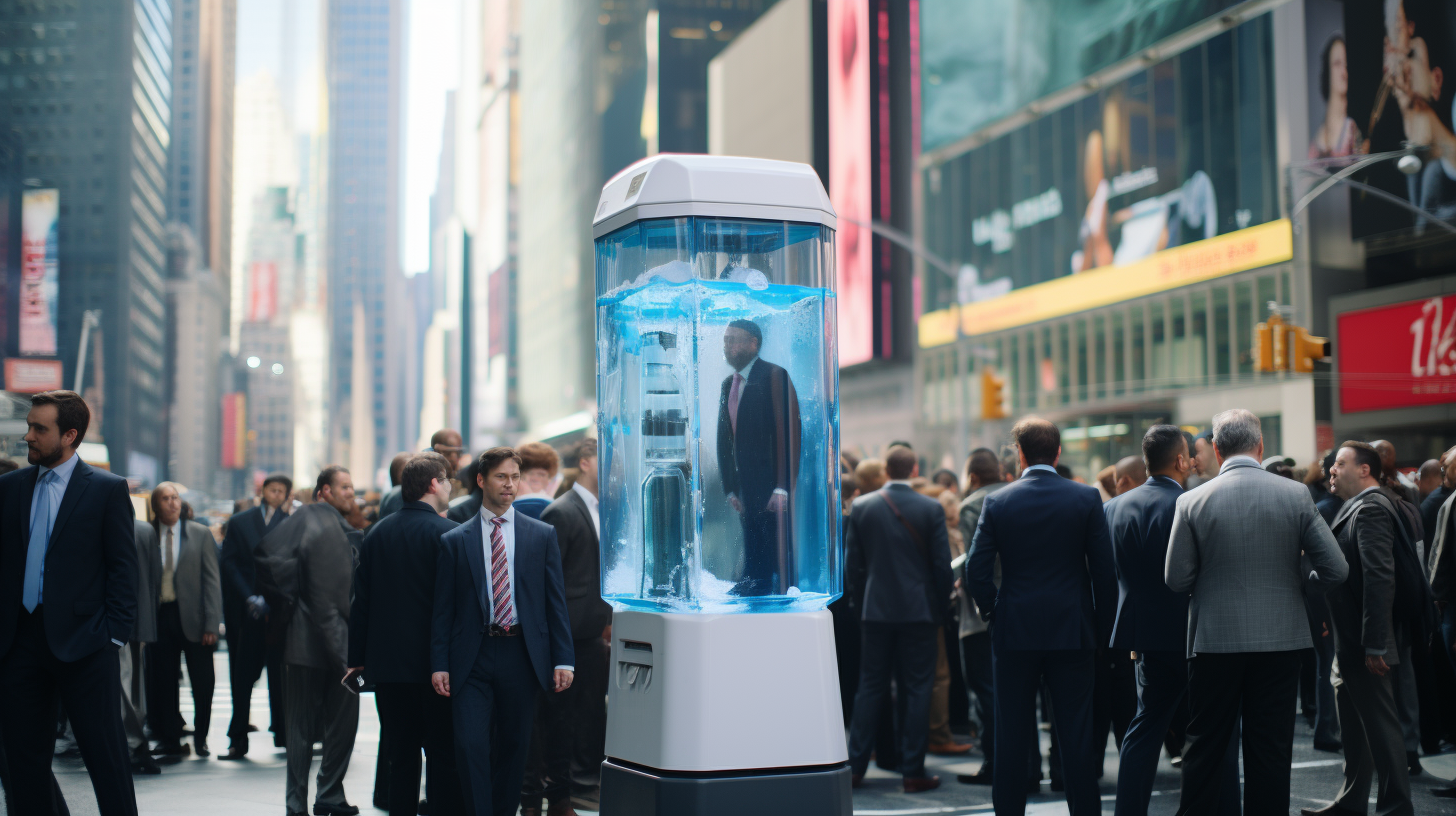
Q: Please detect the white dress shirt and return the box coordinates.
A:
[479,504,572,671]
[29,452,80,608]
[572,482,600,537]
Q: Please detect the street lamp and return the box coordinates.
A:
[1289,145,1456,237]
[246,356,261,369]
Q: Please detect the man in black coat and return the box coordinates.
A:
[0,390,138,815]
[845,446,953,794]
[716,319,801,596]
[346,452,463,816]
[219,472,292,758]
[432,448,575,816]
[966,417,1117,816]
[521,438,611,816]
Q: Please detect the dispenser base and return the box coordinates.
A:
[599,759,853,816]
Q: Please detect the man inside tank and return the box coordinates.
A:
[717,318,802,596]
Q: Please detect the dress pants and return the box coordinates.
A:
[1390,643,1420,753]
[927,633,954,746]
[958,631,995,773]
[119,642,148,754]
[847,622,938,779]
[1093,648,1136,762]
[991,648,1099,816]
[225,610,282,751]
[522,636,609,809]
[284,663,360,814]
[376,682,463,816]
[454,634,541,816]
[1114,651,1240,816]
[148,601,215,749]
[0,606,136,816]
[1329,655,1413,816]
[1176,650,1302,816]
[739,508,792,596]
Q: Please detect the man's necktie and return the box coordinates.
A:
[490,516,516,627]
[22,470,56,612]
[161,527,176,603]
[728,373,744,433]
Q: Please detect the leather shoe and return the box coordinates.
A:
[902,776,940,794]
[1300,806,1362,816]
[1407,751,1423,776]
[151,741,188,757]
[1313,739,1342,753]
[850,774,864,789]
[220,748,248,761]
[195,742,210,758]
[1434,786,1456,798]
[130,751,161,775]
[313,804,360,816]
[956,770,992,785]
[927,741,972,755]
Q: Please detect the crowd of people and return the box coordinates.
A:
[0,390,598,816]
[834,409,1456,816]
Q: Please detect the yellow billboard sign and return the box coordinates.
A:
[918,219,1292,347]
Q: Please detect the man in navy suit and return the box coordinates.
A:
[1110,426,1238,816]
[219,472,293,758]
[716,319,801,596]
[966,417,1117,816]
[0,390,138,815]
[432,447,575,816]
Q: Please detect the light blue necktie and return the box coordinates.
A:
[22,470,55,612]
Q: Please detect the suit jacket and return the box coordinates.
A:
[539,490,611,640]
[845,484,953,625]
[0,459,138,662]
[1425,491,1456,604]
[1326,490,1400,662]
[1108,476,1188,653]
[258,502,355,673]
[431,510,574,692]
[131,520,162,644]
[377,485,404,521]
[219,504,287,619]
[967,469,1117,652]
[1166,458,1347,656]
[1422,486,1451,563]
[446,493,482,523]
[956,481,1008,637]
[157,519,222,642]
[348,501,457,683]
[716,358,801,511]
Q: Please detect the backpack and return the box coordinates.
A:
[1365,491,1440,647]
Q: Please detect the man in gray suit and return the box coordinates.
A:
[1166,409,1347,816]
[127,520,161,774]
[1306,442,1412,816]
[146,482,222,758]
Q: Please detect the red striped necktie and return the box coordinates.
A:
[489,516,516,626]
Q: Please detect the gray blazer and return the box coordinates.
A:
[158,519,222,643]
[956,481,1007,637]
[1165,457,1347,656]
[1326,490,1399,662]
[132,520,162,644]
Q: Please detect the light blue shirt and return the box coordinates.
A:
[1022,464,1058,477]
[28,452,80,607]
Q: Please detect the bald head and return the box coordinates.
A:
[1114,455,1146,496]
[1372,440,1397,477]
[1418,459,1443,498]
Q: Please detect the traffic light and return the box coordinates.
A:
[1253,315,1278,372]
[981,368,1007,420]
[1290,325,1330,373]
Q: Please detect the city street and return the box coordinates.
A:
[30,653,1456,816]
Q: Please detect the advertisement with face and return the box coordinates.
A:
[19,189,58,357]
[919,15,1282,343]
[1341,0,1456,237]
[828,0,872,366]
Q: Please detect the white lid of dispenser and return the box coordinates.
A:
[591,154,836,239]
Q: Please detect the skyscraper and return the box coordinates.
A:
[0,0,174,483]
[325,0,404,484]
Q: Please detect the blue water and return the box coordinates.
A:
[596,278,842,613]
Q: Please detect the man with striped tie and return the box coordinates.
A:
[432,447,575,816]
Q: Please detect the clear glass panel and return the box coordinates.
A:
[1235,280,1254,377]
[596,217,839,614]
[1211,287,1230,381]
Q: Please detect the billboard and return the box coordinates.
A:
[221,392,247,469]
[20,189,58,356]
[828,0,873,366]
[1337,294,1456,413]
[247,261,278,323]
[3,358,63,393]
[919,14,1282,345]
[919,0,1241,152]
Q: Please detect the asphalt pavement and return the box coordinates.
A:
[24,651,1456,815]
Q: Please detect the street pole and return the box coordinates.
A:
[73,309,101,393]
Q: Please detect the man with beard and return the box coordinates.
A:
[0,390,139,814]
[716,319,802,596]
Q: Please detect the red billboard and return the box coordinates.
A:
[20,189,58,356]
[4,358,62,393]
[1338,294,1456,413]
[828,0,872,366]
[247,261,278,323]
[221,392,247,469]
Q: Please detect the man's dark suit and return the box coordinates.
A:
[966,467,1117,816]
[447,493,482,523]
[522,488,612,810]
[0,458,139,815]
[844,483,953,781]
[350,501,463,816]
[219,503,288,750]
[716,357,801,595]
[1324,491,1412,815]
[432,508,574,816]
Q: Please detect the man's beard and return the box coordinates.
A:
[27,444,61,468]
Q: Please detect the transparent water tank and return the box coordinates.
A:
[596,215,841,613]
